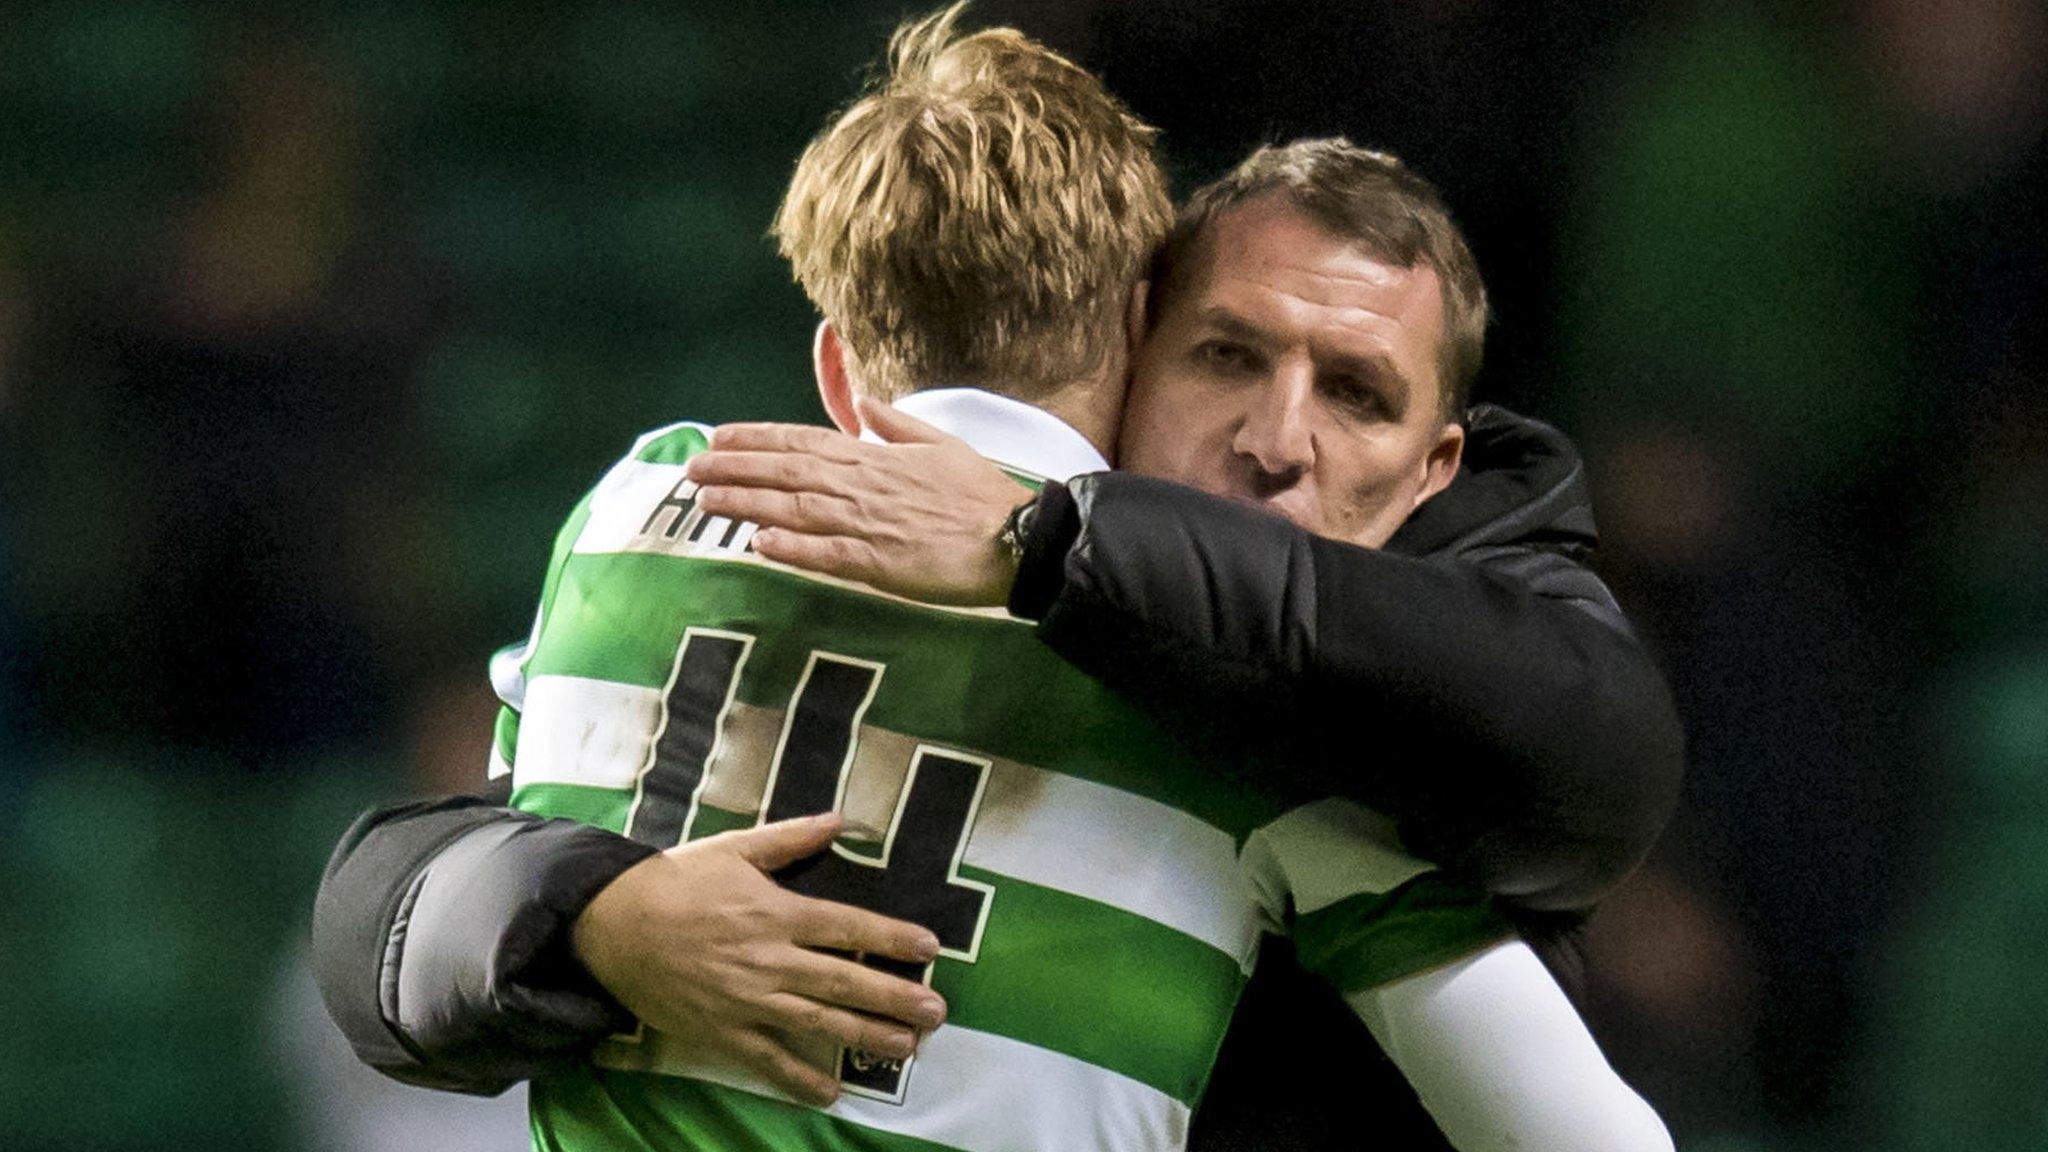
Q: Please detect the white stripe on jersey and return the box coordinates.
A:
[514,675,664,791]
[593,1021,1190,1152]
[514,676,1261,971]
[1240,797,1431,924]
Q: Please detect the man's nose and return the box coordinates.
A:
[1232,365,1315,479]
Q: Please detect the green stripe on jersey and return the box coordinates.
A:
[634,423,712,465]
[1292,872,1515,993]
[529,552,1292,840]
[683,803,756,840]
[937,862,1242,1105]
[493,706,520,769]
[512,781,633,833]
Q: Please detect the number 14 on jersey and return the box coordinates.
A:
[626,627,996,1103]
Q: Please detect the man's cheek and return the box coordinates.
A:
[1122,410,1197,481]
[1126,443,1188,482]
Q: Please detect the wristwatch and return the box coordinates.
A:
[996,495,1038,571]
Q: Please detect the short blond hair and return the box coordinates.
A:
[773,4,1172,401]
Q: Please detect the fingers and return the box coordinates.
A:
[783,947,949,1032]
[720,812,843,871]
[855,394,953,446]
[695,484,861,536]
[789,895,942,964]
[760,993,920,1063]
[686,448,842,493]
[728,1027,842,1107]
[708,422,863,461]
[750,529,875,582]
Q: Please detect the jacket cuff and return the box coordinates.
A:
[1007,478,1085,621]
[506,822,664,1024]
[390,817,657,1063]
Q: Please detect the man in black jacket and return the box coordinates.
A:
[692,395,1665,1150]
[313,140,1682,1147]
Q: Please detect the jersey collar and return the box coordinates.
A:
[876,387,1109,483]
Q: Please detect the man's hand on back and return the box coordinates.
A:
[572,812,948,1106]
[686,395,1033,606]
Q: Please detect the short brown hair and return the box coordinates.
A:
[773,4,1173,402]
[1155,138,1489,417]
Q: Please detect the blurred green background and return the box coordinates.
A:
[0,2,2042,1149]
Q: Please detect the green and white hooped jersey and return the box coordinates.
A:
[491,391,1512,1152]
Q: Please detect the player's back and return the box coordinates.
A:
[498,400,1281,1152]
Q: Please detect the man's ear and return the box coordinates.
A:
[814,320,862,436]
[1413,419,1466,509]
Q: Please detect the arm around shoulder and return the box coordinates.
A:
[1016,472,1684,912]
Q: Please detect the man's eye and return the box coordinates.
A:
[1196,341,1254,371]
[1326,376,1387,419]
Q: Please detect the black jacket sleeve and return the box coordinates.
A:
[310,792,656,1094]
[1010,473,1683,913]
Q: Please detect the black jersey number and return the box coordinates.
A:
[625,629,994,1103]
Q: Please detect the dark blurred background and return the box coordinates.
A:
[0,2,2042,1149]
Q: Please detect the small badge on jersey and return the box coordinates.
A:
[839,1046,913,1103]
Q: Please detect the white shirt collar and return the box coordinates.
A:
[875,387,1109,483]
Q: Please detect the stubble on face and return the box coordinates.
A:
[1117,195,1463,547]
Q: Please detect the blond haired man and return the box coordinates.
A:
[497,10,1257,1149]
